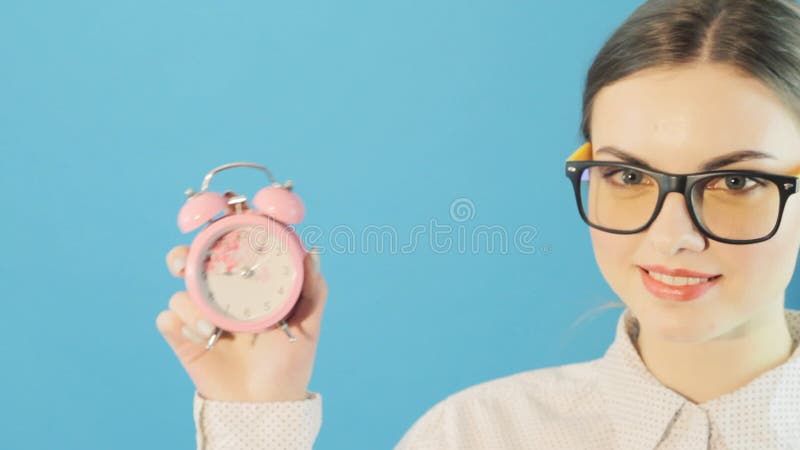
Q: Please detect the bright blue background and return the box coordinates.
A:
[4,1,799,449]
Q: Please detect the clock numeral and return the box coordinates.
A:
[263,301,272,311]
[277,286,284,295]
[283,265,290,275]
[201,271,207,281]
[208,291,215,301]
[225,304,231,313]
[243,308,251,318]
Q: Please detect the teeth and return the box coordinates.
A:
[647,270,712,286]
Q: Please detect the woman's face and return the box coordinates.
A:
[589,62,800,343]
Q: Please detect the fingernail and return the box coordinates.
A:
[310,248,320,274]
[196,319,215,337]
[181,325,205,344]
[171,257,186,274]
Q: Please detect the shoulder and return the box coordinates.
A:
[395,359,605,449]
[443,358,603,414]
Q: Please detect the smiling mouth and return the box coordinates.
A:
[638,266,722,302]
[641,268,722,286]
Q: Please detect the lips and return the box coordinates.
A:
[639,264,720,279]
[638,266,722,302]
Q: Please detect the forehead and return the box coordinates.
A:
[590,62,800,172]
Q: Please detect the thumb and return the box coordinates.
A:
[289,247,328,332]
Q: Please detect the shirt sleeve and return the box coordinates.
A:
[193,390,322,450]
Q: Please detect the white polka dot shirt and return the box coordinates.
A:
[193,390,321,450]
[193,308,800,449]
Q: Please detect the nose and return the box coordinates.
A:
[647,192,708,255]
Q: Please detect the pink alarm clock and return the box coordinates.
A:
[177,162,307,350]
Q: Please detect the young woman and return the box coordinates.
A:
[156,0,800,448]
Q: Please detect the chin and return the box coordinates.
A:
[633,304,724,344]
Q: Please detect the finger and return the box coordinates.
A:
[155,309,218,368]
[166,245,190,278]
[168,291,217,340]
[156,309,204,348]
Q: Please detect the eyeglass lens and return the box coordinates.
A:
[578,165,780,241]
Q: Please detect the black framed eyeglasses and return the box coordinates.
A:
[564,142,800,245]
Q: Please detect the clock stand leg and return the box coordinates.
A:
[279,320,297,343]
[204,327,224,350]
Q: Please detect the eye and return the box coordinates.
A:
[601,167,651,186]
[705,174,765,193]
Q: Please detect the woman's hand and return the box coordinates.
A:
[156,245,327,402]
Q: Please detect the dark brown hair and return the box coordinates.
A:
[580,0,800,142]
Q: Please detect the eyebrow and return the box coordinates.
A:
[594,146,777,171]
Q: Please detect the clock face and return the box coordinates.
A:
[198,225,298,322]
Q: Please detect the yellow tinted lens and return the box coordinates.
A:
[580,165,659,231]
[692,174,779,240]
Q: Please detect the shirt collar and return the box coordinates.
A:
[597,307,800,449]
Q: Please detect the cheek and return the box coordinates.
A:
[780,193,800,255]
[713,240,795,319]
[589,228,639,286]
[731,196,800,295]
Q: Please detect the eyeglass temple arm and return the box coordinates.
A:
[566,142,593,162]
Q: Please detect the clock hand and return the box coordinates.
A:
[240,261,262,278]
